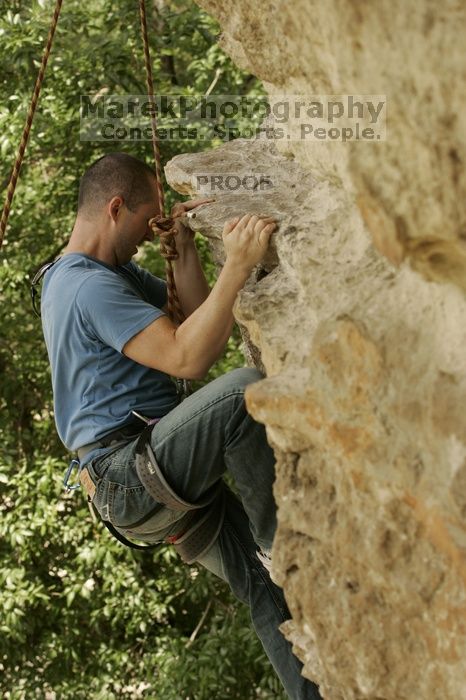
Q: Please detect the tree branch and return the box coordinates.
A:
[185,599,213,648]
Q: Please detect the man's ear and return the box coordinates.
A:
[108,196,124,223]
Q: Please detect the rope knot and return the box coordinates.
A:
[149,215,179,261]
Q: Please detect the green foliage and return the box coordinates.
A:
[0,1,286,698]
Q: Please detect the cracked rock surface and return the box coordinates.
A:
[165,2,466,696]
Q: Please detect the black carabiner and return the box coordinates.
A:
[30,258,60,317]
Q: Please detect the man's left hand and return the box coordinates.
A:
[170,198,215,247]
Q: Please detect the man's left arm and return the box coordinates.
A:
[169,236,210,318]
[163,198,213,318]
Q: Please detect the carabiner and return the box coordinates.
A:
[63,459,82,492]
[176,378,191,402]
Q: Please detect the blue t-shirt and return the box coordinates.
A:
[41,253,180,456]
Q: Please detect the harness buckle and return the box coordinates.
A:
[175,378,191,402]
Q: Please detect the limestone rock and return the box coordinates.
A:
[198,0,466,295]
[165,2,466,697]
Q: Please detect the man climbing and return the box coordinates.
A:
[40,152,322,700]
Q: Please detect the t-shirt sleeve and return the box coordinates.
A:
[76,272,166,353]
[132,264,168,308]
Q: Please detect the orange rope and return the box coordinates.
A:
[138,0,164,215]
[0,0,63,250]
[138,0,185,327]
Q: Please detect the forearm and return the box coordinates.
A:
[123,213,275,380]
[175,258,250,378]
[172,240,210,317]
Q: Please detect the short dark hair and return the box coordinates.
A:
[77,152,157,217]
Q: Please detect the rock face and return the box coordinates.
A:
[164,2,466,698]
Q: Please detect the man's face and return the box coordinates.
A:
[113,183,160,265]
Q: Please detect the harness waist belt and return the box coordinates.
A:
[77,421,147,462]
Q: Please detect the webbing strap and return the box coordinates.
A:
[173,488,226,564]
[100,508,159,551]
[135,441,220,512]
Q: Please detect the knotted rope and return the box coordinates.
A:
[0,0,63,250]
[139,0,185,327]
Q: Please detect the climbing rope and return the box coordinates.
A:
[0,0,63,250]
[139,0,185,328]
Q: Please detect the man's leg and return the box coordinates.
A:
[147,367,322,699]
[149,367,276,552]
[198,488,322,700]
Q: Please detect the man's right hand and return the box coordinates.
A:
[223,214,277,272]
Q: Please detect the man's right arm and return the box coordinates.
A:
[122,213,277,380]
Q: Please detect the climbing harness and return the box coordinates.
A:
[74,423,226,563]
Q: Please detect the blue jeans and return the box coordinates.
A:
[87,368,322,700]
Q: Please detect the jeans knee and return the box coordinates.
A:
[228,366,264,391]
